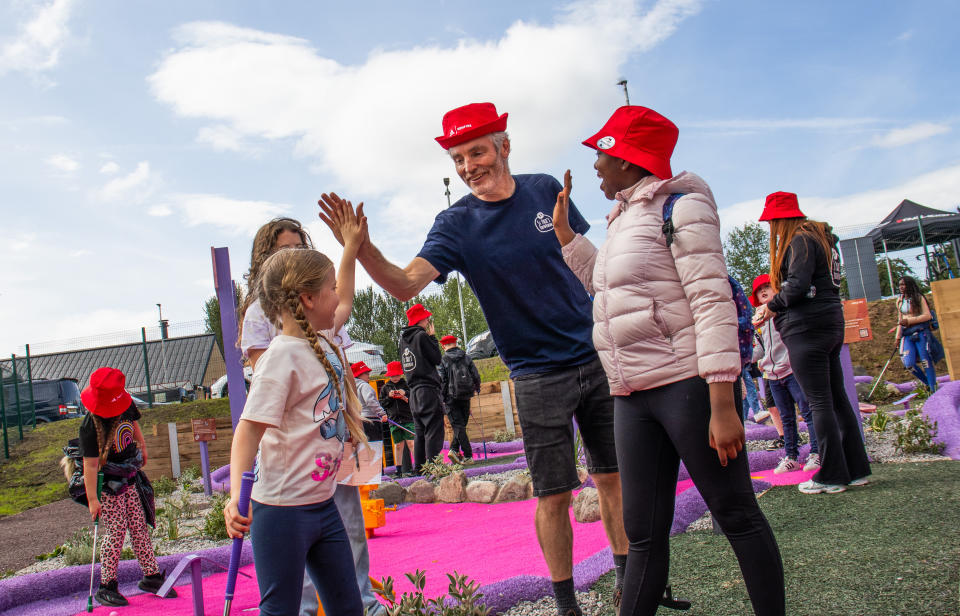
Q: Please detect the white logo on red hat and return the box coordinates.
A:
[451,123,473,135]
[597,136,615,150]
[535,212,554,233]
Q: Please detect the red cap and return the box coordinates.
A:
[435,102,508,150]
[81,367,133,418]
[759,191,805,222]
[440,335,458,345]
[750,274,772,307]
[385,361,403,377]
[406,303,432,327]
[351,361,372,378]
[582,106,678,180]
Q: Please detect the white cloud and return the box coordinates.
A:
[196,124,257,153]
[719,163,960,235]
[0,0,76,78]
[686,117,879,131]
[99,161,120,174]
[97,161,158,203]
[148,0,703,256]
[69,249,91,257]
[173,193,291,235]
[148,204,172,217]
[871,122,950,148]
[896,29,915,42]
[45,153,78,172]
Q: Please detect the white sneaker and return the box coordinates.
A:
[798,479,846,494]
[447,451,461,464]
[774,457,801,474]
[803,454,821,471]
[753,410,771,424]
[848,475,871,487]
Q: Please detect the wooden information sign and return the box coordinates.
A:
[191,418,218,442]
[842,298,873,344]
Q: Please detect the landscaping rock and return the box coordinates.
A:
[495,475,532,502]
[577,467,589,484]
[856,382,873,401]
[437,471,468,503]
[465,480,499,503]
[573,487,601,523]
[372,482,406,506]
[405,479,436,503]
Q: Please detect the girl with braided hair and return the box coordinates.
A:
[224,243,368,616]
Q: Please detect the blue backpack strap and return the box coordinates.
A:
[660,193,686,247]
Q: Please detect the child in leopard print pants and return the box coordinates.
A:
[80,367,176,608]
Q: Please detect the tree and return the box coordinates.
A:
[203,282,243,355]
[724,223,769,288]
[419,276,488,344]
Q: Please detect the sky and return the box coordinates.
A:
[1,0,959,358]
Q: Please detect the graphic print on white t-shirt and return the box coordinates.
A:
[314,351,346,442]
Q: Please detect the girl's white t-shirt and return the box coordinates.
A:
[241,334,347,506]
[241,299,352,357]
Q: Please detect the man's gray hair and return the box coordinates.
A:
[490,131,509,154]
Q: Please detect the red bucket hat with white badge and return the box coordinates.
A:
[81,366,133,418]
[351,361,372,378]
[435,102,508,150]
[406,303,432,327]
[582,106,678,180]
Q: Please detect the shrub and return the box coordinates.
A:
[379,569,491,616]
[158,493,192,541]
[201,491,230,541]
[153,475,176,498]
[421,455,461,481]
[894,409,946,455]
[61,527,94,567]
[493,430,513,443]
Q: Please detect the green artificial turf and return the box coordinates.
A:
[591,460,960,615]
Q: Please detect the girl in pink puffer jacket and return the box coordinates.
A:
[553,106,785,616]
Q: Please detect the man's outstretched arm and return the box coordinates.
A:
[319,192,439,301]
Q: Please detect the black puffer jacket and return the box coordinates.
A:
[767,231,843,336]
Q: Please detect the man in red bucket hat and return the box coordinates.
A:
[398,303,445,473]
[319,102,627,616]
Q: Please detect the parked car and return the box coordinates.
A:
[466,330,498,360]
[130,394,173,410]
[210,366,253,399]
[1,378,83,423]
[344,342,387,375]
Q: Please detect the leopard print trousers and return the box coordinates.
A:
[99,487,159,583]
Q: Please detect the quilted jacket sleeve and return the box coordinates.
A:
[668,193,741,384]
[560,233,598,296]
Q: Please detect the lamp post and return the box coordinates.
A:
[157,303,169,390]
[444,178,470,344]
[617,79,630,105]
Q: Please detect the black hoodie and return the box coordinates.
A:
[767,231,843,336]
[378,378,413,424]
[398,325,442,389]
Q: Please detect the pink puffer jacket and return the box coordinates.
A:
[562,172,740,396]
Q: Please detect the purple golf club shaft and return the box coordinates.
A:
[223,471,254,615]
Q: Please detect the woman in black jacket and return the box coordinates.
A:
[752,192,871,494]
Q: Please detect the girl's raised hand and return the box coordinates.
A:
[552,170,575,247]
[339,202,367,249]
[318,192,356,247]
[223,497,251,540]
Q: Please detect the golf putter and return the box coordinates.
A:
[86,471,103,612]
[869,346,900,399]
[223,471,255,616]
[659,585,692,611]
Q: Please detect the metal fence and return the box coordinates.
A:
[0,320,226,459]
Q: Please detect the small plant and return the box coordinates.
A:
[378,569,491,616]
[201,491,230,541]
[35,544,66,562]
[158,492,192,541]
[493,430,513,443]
[61,527,94,566]
[153,475,177,498]
[181,465,201,482]
[912,385,933,403]
[420,455,461,481]
[867,406,892,434]
[893,409,946,455]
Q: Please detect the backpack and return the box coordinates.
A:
[661,193,755,366]
[446,354,476,400]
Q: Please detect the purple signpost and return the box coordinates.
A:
[840,344,865,438]
[212,247,248,430]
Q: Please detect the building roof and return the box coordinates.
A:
[0,334,217,393]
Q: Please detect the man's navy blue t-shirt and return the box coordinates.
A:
[417,173,597,377]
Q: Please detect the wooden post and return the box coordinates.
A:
[168,422,181,478]
[500,380,515,435]
[931,278,960,380]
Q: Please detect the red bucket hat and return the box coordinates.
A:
[406,303,432,327]
[440,335,457,345]
[385,361,403,377]
[582,106,678,180]
[81,367,133,418]
[759,191,805,222]
[435,102,508,150]
[750,274,772,307]
[351,361,372,378]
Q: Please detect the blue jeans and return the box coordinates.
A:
[741,369,763,419]
[768,373,818,460]
[300,484,384,616]
[250,498,362,616]
[901,328,938,392]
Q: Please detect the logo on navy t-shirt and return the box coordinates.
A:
[534,212,554,233]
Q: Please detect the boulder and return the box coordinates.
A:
[573,487,601,523]
[437,471,468,503]
[466,480,499,503]
[372,482,406,507]
[577,467,589,485]
[495,475,533,503]
[405,479,436,503]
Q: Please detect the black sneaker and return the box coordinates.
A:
[138,570,178,597]
[765,437,784,451]
[95,580,129,607]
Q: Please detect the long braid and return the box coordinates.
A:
[93,415,119,466]
[285,293,368,445]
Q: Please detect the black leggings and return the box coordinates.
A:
[615,376,784,616]
[782,322,871,485]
